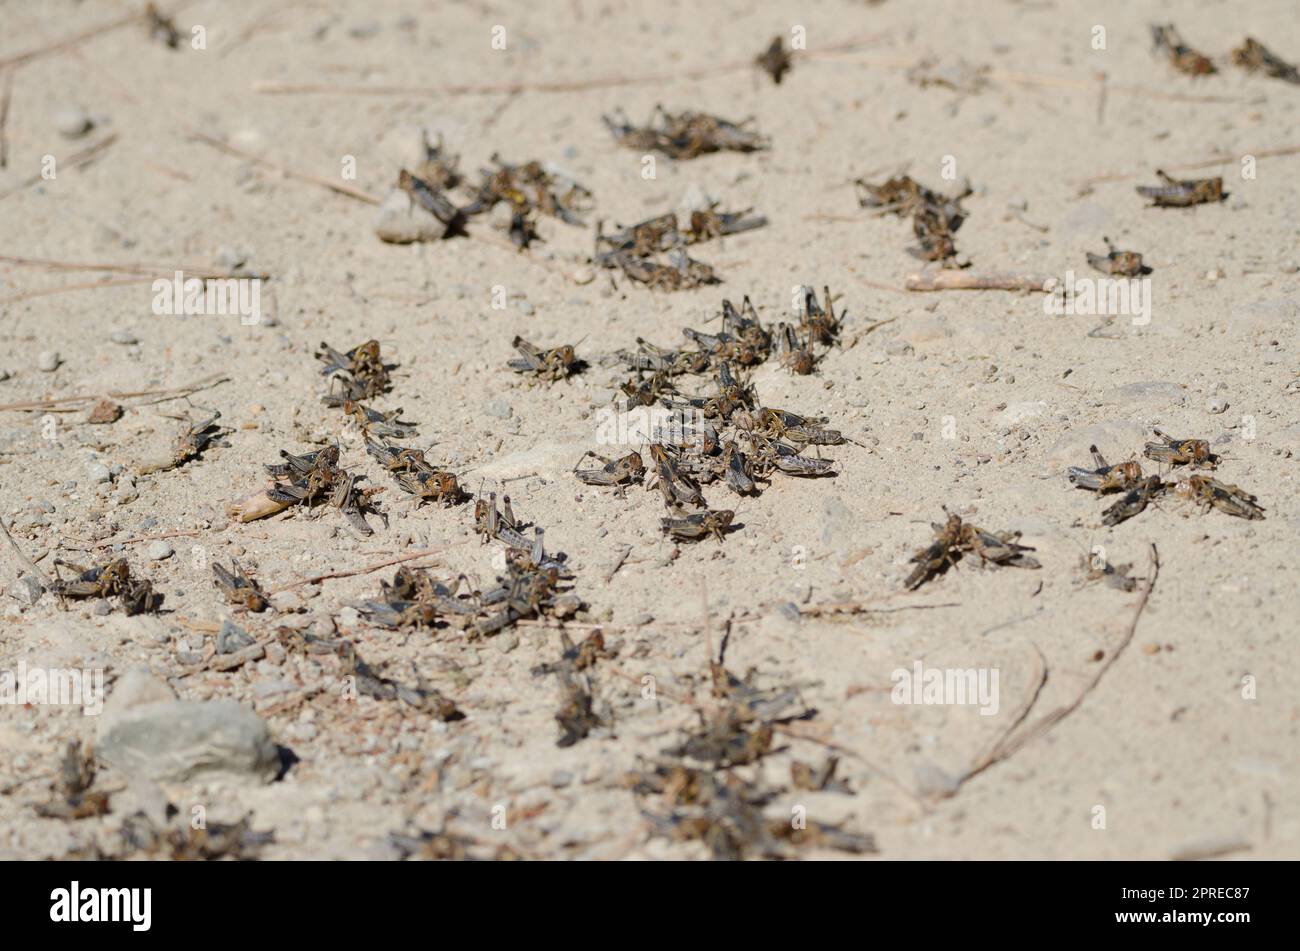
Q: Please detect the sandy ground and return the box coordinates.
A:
[0,0,1297,860]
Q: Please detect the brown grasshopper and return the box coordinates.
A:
[1101,475,1167,527]
[462,154,593,226]
[684,205,769,245]
[773,322,816,375]
[661,509,734,543]
[1176,475,1265,520]
[574,450,646,489]
[51,558,161,615]
[752,407,846,446]
[1231,38,1300,84]
[396,168,467,233]
[330,400,418,439]
[602,106,769,159]
[1086,237,1150,277]
[145,2,180,48]
[267,446,384,534]
[395,468,465,507]
[212,560,268,613]
[1080,555,1139,592]
[34,741,110,820]
[756,35,793,84]
[1068,445,1145,492]
[1143,429,1216,469]
[316,339,393,400]
[1136,171,1226,207]
[1151,23,1217,76]
[904,512,1039,590]
[139,409,229,474]
[797,284,842,348]
[508,336,583,381]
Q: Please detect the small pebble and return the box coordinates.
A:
[91,599,113,616]
[38,351,61,372]
[1206,396,1228,414]
[86,462,111,484]
[146,540,174,561]
[109,330,138,345]
[55,106,93,138]
[484,399,512,419]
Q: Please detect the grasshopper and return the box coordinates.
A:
[328,400,418,439]
[397,168,467,233]
[1143,429,1216,469]
[508,336,583,381]
[1176,475,1265,520]
[904,512,1039,590]
[756,35,794,84]
[316,339,392,400]
[1086,237,1149,277]
[574,450,646,489]
[661,509,734,543]
[139,409,229,474]
[1101,475,1167,526]
[212,560,268,613]
[1231,38,1300,84]
[1136,171,1226,207]
[51,558,161,615]
[1068,445,1145,492]
[602,106,769,159]
[684,204,769,245]
[1151,24,1217,76]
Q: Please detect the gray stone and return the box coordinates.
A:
[217,619,255,654]
[7,575,45,606]
[109,330,138,345]
[1206,396,1229,415]
[97,697,279,784]
[373,187,448,244]
[37,351,61,372]
[55,107,93,138]
[87,462,111,484]
[484,399,512,419]
[146,540,173,561]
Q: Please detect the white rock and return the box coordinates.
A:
[87,462,111,484]
[373,187,448,244]
[37,351,61,372]
[146,540,174,561]
[1206,396,1229,414]
[55,107,93,138]
[998,401,1048,425]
